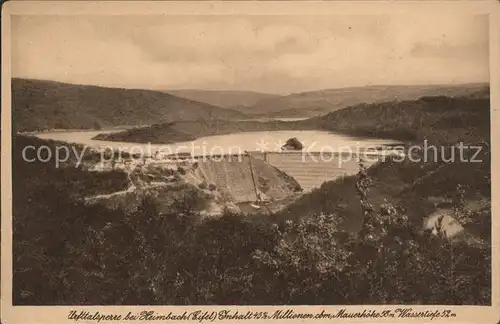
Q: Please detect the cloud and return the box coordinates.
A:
[410,41,488,60]
[127,18,319,65]
[11,14,489,94]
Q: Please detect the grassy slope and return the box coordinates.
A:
[240,83,489,118]
[12,78,249,132]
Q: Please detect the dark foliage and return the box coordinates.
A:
[306,96,490,144]
[13,138,490,305]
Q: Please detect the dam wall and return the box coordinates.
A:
[251,152,378,191]
[184,155,302,203]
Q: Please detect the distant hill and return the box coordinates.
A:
[165,89,280,110]
[241,83,490,118]
[12,78,249,132]
[304,91,490,144]
[96,90,491,145]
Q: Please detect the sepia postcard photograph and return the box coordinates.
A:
[1,1,499,323]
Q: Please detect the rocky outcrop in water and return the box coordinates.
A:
[281,137,303,151]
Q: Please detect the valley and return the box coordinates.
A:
[23,84,490,234]
[12,79,492,306]
[90,89,490,145]
[166,83,489,118]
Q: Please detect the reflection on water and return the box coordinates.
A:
[33,129,402,156]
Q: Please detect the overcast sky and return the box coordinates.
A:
[12,15,489,94]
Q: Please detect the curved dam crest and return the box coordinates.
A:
[250,151,379,192]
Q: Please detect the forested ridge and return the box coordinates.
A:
[94,93,490,145]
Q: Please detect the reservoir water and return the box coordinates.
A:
[33,129,402,157]
[32,129,403,191]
